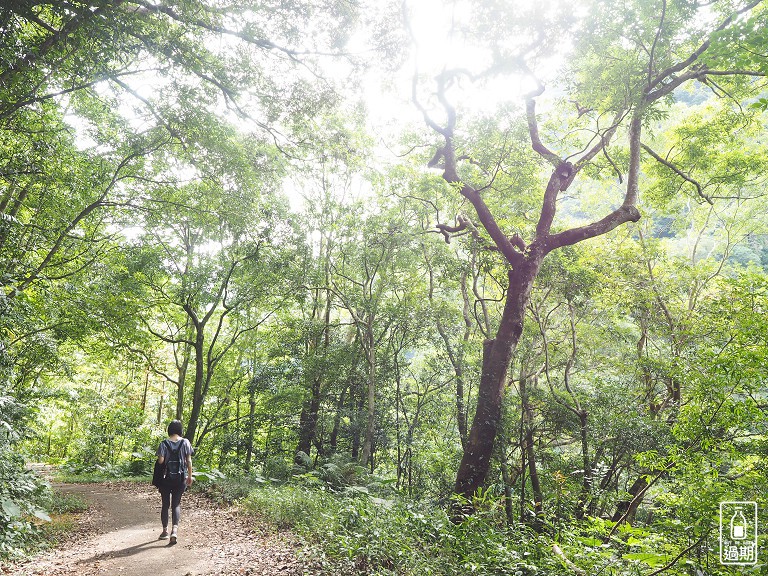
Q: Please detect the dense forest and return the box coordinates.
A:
[2,0,768,573]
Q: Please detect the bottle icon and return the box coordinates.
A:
[731,507,748,540]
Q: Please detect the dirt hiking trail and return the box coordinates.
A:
[5,482,306,576]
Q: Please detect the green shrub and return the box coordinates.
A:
[237,481,562,576]
[30,489,90,550]
[57,461,124,480]
[243,484,337,530]
[124,446,157,477]
[0,449,50,560]
[262,456,292,481]
[46,491,88,515]
[199,470,268,503]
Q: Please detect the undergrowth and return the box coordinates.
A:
[243,485,552,575]
[203,468,575,576]
[37,490,90,548]
[204,469,747,576]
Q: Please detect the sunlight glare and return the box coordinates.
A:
[403,0,561,117]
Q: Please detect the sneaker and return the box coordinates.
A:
[159,530,169,540]
[169,527,178,545]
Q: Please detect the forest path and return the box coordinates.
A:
[6,482,304,576]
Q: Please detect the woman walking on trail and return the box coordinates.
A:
[154,420,193,544]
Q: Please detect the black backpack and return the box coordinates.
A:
[162,439,186,488]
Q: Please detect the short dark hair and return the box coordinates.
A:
[168,420,183,436]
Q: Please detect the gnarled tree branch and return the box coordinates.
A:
[525,84,561,168]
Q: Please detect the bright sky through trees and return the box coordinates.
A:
[402,0,577,121]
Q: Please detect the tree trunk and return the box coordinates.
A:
[524,430,543,529]
[500,456,516,526]
[244,387,257,471]
[156,391,163,425]
[176,339,191,421]
[235,396,242,462]
[456,270,472,448]
[434,269,472,449]
[296,375,322,456]
[575,409,591,520]
[454,262,540,501]
[395,356,403,489]
[141,368,149,412]
[218,395,230,469]
[521,373,543,531]
[296,286,331,458]
[329,384,347,453]
[612,475,649,524]
[496,426,519,527]
[0,184,29,252]
[360,323,376,469]
[436,317,469,450]
[351,377,364,461]
[184,326,205,444]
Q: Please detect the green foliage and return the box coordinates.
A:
[193,465,226,484]
[263,456,294,482]
[125,447,157,477]
[22,489,90,552]
[231,478,690,576]
[643,102,768,207]
[294,454,374,491]
[45,491,88,516]
[244,483,337,531]
[0,450,50,560]
[0,387,51,560]
[4,0,768,572]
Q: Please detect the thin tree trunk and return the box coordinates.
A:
[218,395,230,469]
[329,384,347,453]
[297,287,332,457]
[612,475,649,524]
[176,338,191,421]
[574,409,592,519]
[521,374,543,531]
[360,323,376,469]
[518,389,527,523]
[396,355,403,489]
[524,431,543,529]
[457,269,472,447]
[0,184,29,252]
[500,457,516,526]
[297,375,322,456]
[497,425,520,526]
[235,396,242,462]
[156,391,163,425]
[244,387,256,471]
[351,377,364,461]
[141,368,149,412]
[184,326,205,444]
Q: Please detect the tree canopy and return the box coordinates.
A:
[2,0,768,573]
